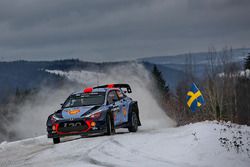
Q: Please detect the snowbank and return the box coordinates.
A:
[1,121,249,167]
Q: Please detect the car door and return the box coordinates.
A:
[116,90,129,123]
[107,90,121,126]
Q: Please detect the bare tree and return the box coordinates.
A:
[203,46,223,119]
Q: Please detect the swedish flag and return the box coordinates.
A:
[186,83,205,112]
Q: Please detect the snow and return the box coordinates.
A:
[218,69,250,78]
[239,69,250,78]
[1,121,249,167]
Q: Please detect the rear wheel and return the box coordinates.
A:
[128,112,138,132]
[53,137,60,144]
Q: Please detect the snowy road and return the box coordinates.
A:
[1,121,249,167]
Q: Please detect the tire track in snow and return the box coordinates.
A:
[0,143,53,167]
[84,139,117,167]
[85,135,177,167]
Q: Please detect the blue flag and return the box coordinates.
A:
[186,83,205,112]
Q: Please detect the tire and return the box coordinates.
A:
[128,112,138,132]
[106,114,112,136]
[53,137,60,144]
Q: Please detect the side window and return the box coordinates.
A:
[107,91,119,104]
[116,90,124,99]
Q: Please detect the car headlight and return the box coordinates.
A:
[52,115,58,120]
[51,114,61,122]
[50,115,56,124]
[86,111,102,119]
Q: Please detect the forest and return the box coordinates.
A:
[152,48,250,126]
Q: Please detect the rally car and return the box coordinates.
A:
[46,84,141,144]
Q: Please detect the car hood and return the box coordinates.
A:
[61,106,99,119]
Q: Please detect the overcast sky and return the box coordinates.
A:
[0,0,249,62]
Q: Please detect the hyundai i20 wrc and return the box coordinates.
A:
[46,84,141,144]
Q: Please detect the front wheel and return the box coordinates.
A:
[128,112,138,132]
[53,137,60,144]
[105,114,115,135]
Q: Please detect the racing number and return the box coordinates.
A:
[64,122,81,127]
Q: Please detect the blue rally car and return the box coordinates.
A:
[46,84,141,144]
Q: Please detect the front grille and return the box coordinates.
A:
[58,120,88,133]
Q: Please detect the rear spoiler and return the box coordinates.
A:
[94,84,132,93]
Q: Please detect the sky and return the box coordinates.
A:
[0,0,249,62]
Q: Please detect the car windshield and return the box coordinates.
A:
[62,92,105,108]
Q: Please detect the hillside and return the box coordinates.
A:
[140,48,250,81]
[0,59,131,102]
[139,48,250,65]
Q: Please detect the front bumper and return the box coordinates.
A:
[47,118,107,138]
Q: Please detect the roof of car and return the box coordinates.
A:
[71,87,119,95]
[70,84,131,96]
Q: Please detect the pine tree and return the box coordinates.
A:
[244,53,250,70]
[151,65,169,98]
